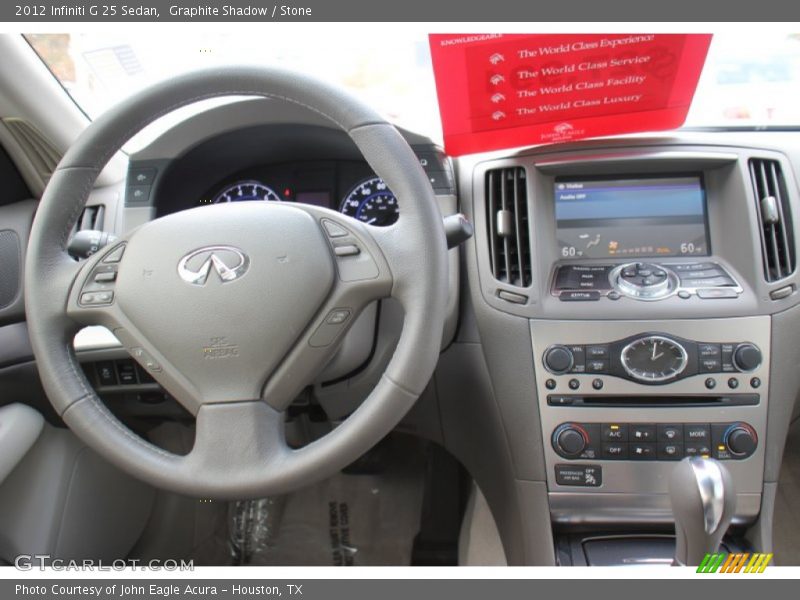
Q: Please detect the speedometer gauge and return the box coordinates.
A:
[212,180,281,203]
[340,177,399,226]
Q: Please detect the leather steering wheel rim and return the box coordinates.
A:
[24,67,448,499]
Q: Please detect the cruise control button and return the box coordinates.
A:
[129,347,162,373]
[94,271,117,283]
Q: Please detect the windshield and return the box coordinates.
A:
[25,31,800,143]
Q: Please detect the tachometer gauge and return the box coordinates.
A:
[212,180,281,203]
[621,335,688,383]
[340,177,399,226]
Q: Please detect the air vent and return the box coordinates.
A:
[485,167,532,287]
[748,158,795,282]
[1,118,62,183]
[73,205,105,233]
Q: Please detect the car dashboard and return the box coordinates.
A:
[66,97,800,566]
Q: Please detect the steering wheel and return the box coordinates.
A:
[24,68,448,499]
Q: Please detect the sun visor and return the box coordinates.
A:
[429,34,712,156]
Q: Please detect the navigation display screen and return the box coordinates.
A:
[555,175,709,259]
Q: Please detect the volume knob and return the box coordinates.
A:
[544,345,574,374]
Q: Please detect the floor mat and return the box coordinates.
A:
[229,435,427,566]
[774,418,800,565]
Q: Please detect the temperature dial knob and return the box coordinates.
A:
[724,423,758,457]
[553,423,588,457]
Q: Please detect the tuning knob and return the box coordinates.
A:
[553,423,588,457]
[544,345,574,374]
[724,423,758,457]
[732,343,762,372]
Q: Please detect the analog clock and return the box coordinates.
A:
[621,335,688,382]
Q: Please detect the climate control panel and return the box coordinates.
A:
[543,333,762,385]
[552,421,758,461]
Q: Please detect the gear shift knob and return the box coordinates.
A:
[669,456,736,566]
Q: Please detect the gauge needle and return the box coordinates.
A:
[651,343,664,361]
[366,218,377,224]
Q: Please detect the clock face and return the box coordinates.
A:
[621,336,688,382]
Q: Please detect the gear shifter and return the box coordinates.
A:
[669,456,736,566]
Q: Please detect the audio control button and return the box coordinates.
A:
[544,345,574,374]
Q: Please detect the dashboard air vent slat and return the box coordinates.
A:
[485,167,532,287]
[749,158,795,282]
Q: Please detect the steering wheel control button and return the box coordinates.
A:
[310,309,353,348]
[94,271,117,283]
[80,291,114,306]
[543,345,574,374]
[555,464,602,487]
[130,347,162,373]
[102,244,126,263]
[326,309,351,325]
[322,219,349,238]
[333,244,360,257]
[732,343,762,372]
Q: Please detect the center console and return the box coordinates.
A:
[459,139,800,564]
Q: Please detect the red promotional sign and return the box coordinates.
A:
[429,34,712,156]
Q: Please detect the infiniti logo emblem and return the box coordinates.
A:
[177,246,250,285]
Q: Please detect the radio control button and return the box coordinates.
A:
[544,345,574,374]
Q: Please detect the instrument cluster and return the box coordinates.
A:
[202,160,399,226]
